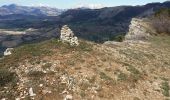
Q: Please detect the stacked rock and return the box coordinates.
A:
[60,25,79,46]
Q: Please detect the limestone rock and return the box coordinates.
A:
[29,88,36,97]
[60,25,79,46]
[3,48,13,56]
[15,98,20,100]
[125,18,156,41]
[64,95,73,100]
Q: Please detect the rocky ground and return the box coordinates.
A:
[0,35,170,100]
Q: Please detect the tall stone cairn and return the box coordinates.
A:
[60,25,79,46]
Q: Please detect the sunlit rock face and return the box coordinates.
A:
[60,25,79,46]
[125,18,156,41]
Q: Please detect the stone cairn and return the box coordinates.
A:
[60,25,79,46]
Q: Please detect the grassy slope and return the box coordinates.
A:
[0,36,170,99]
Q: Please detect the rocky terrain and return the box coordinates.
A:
[125,18,156,41]
[0,16,170,100]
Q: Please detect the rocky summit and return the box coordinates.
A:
[0,2,170,100]
[60,25,79,46]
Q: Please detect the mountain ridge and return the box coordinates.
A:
[57,1,170,42]
[0,4,65,16]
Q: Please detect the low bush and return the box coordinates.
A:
[0,68,17,86]
[161,81,170,97]
[27,71,45,77]
[151,8,170,35]
[117,72,127,81]
[110,34,125,42]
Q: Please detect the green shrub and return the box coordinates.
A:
[151,8,170,34]
[110,35,125,42]
[117,72,127,81]
[154,8,170,17]
[161,81,170,97]
[0,69,17,86]
[127,66,140,75]
[28,71,45,77]
[80,91,86,98]
[42,63,52,70]
[77,41,93,51]
[100,72,112,80]
[127,66,141,82]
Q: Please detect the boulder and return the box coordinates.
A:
[3,48,13,56]
[60,25,79,46]
[29,87,36,97]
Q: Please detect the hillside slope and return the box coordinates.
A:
[0,35,170,100]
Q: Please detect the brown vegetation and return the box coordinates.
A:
[151,8,170,35]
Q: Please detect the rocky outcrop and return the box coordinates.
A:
[60,25,79,46]
[125,18,156,41]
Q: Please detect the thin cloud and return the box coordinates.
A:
[74,3,105,9]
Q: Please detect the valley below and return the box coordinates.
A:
[0,28,60,56]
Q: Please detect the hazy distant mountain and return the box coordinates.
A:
[60,1,170,23]
[0,2,170,43]
[0,4,64,16]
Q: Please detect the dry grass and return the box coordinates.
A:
[0,36,170,99]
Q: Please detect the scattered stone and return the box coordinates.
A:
[64,95,73,100]
[62,90,69,94]
[39,84,43,87]
[43,70,47,73]
[15,98,20,100]
[42,89,52,94]
[29,88,36,97]
[104,41,122,45]
[60,25,79,46]
[3,48,13,56]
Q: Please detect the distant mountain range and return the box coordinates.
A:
[0,4,64,16]
[58,1,170,42]
[0,1,170,43]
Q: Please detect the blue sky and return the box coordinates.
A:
[0,0,168,9]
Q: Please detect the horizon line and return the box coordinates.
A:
[0,1,167,9]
